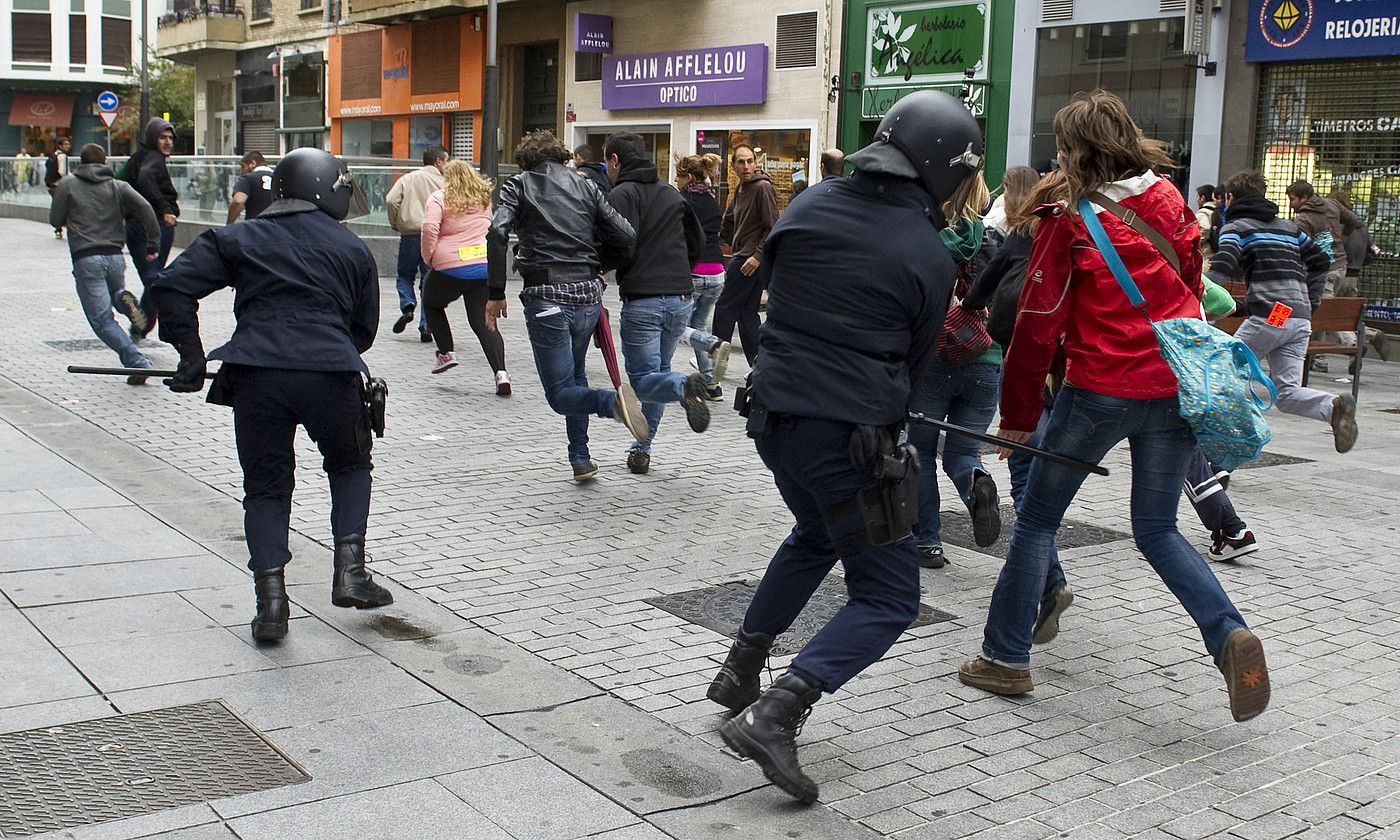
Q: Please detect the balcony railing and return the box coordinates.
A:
[155,12,247,59]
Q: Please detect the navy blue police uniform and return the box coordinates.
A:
[742,171,953,691]
[149,204,379,573]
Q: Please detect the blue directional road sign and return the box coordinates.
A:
[97,91,119,112]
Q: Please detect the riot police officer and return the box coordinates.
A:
[708,91,985,804]
[149,148,391,643]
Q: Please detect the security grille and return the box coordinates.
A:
[775,11,818,69]
[1042,0,1073,23]
[575,50,602,82]
[241,121,278,155]
[1255,60,1400,298]
[412,19,459,95]
[1160,0,1187,11]
[339,30,382,101]
[450,112,474,161]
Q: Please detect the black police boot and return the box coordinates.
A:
[706,629,774,712]
[330,535,394,609]
[250,568,289,643]
[718,672,822,805]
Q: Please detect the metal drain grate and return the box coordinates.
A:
[0,700,308,837]
[1236,452,1315,470]
[939,506,1131,559]
[646,577,954,656]
[43,339,110,353]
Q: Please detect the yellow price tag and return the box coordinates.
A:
[458,243,487,261]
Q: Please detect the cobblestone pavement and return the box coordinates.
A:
[6,217,1400,838]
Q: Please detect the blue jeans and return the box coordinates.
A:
[125,219,175,331]
[907,361,1001,547]
[72,254,150,369]
[396,235,429,329]
[523,298,617,466]
[981,386,1249,669]
[687,272,724,384]
[619,294,692,453]
[742,416,921,692]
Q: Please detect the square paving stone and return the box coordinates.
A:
[439,756,636,840]
[0,695,116,735]
[0,555,248,606]
[62,627,281,692]
[26,593,223,647]
[228,779,511,840]
[0,644,96,709]
[0,509,88,541]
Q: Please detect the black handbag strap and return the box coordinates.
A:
[1087,190,1181,279]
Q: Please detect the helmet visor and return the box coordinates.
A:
[335,170,371,220]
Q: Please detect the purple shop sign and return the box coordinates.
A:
[602,44,768,111]
[576,13,613,54]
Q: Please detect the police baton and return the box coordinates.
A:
[906,412,1109,477]
[67,365,186,378]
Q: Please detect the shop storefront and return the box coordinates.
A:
[839,0,1015,182]
[280,46,328,151]
[1247,0,1400,300]
[237,50,278,156]
[563,2,837,211]
[327,15,485,161]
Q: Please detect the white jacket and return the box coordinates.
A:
[385,164,445,235]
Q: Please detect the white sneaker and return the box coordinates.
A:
[432,352,457,374]
[495,370,511,397]
[709,340,732,382]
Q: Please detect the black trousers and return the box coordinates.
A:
[228,366,373,571]
[710,254,766,365]
[421,271,506,372]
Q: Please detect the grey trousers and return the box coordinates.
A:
[1235,316,1336,423]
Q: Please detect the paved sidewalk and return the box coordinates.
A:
[4,217,1400,838]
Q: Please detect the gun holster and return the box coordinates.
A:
[362,376,388,438]
[827,426,920,557]
[734,372,772,439]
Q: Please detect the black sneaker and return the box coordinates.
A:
[572,460,598,482]
[419,327,433,344]
[705,384,724,402]
[970,470,1001,548]
[1209,529,1259,561]
[682,373,711,433]
[392,306,415,334]
[626,449,650,475]
[125,373,148,386]
[917,544,945,569]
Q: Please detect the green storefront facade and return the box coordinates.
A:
[838,0,1015,183]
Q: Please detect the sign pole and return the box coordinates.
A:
[481,0,499,183]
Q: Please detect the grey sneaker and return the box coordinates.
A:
[1331,394,1357,453]
[708,339,732,382]
[613,383,649,443]
[1220,628,1269,722]
[1032,585,1074,645]
[572,460,598,482]
[117,290,147,333]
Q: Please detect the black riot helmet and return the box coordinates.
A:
[270,148,367,220]
[846,90,985,205]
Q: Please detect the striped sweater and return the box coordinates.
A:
[1206,194,1331,321]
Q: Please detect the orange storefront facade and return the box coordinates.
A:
[328,15,486,161]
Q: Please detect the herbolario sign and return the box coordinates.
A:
[602,45,768,110]
[1246,0,1400,62]
[864,0,989,86]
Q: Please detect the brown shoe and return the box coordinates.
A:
[1220,629,1269,722]
[1331,395,1358,453]
[958,657,1032,695]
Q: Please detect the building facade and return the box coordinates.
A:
[838,0,1016,184]
[564,0,841,210]
[1244,0,1400,299]
[0,0,147,156]
[1007,0,1232,194]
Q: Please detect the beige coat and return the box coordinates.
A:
[385,164,445,235]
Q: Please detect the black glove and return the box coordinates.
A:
[165,346,207,393]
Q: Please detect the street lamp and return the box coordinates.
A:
[139,0,150,128]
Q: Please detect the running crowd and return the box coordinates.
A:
[45,89,1371,806]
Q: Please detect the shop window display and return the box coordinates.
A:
[695,128,812,212]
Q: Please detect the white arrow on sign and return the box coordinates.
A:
[97,90,119,111]
[100,110,117,128]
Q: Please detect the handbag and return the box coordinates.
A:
[1078,195,1276,471]
[934,268,993,367]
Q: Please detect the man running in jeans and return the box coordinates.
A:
[602,132,712,475]
[486,130,648,481]
[49,144,159,384]
[386,146,446,342]
[1212,171,1358,453]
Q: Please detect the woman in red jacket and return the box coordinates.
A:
[958,91,1268,723]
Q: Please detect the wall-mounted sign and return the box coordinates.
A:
[1246,0,1400,62]
[576,13,613,54]
[864,1,989,87]
[861,82,985,119]
[1184,0,1213,56]
[602,44,767,110]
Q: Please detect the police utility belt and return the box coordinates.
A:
[736,377,919,557]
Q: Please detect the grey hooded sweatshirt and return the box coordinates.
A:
[49,163,159,260]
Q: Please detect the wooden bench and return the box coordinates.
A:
[1214,296,1365,400]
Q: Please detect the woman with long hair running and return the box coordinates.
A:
[421,159,510,395]
[675,152,731,399]
[958,91,1269,724]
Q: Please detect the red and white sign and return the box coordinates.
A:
[99,110,118,128]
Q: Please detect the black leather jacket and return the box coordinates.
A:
[487,160,634,301]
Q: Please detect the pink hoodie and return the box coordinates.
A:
[420,189,491,271]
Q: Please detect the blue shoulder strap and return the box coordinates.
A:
[1078,198,1147,310]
